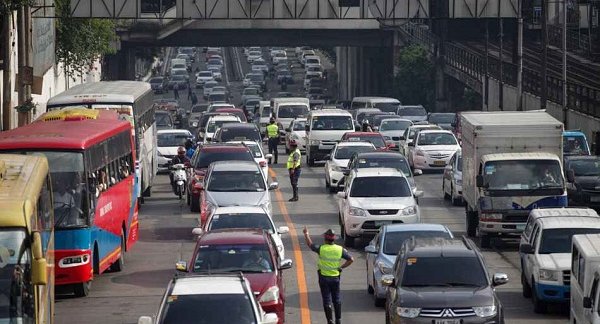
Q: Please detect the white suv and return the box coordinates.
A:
[336,168,423,247]
[203,115,241,143]
[408,129,460,170]
[138,274,278,324]
[519,207,600,313]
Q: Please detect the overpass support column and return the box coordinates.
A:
[103,45,136,80]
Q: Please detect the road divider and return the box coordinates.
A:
[269,168,311,324]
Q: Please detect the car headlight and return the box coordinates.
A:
[473,305,497,318]
[310,140,320,145]
[539,269,559,281]
[400,206,417,215]
[396,307,420,318]
[376,261,393,275]
[259,286,279,303]
[157,151,163,157]
[481,213,502,221]
[349,207,366,217]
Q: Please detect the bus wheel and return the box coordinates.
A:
[110,231,126,272]
[73,281,91,297]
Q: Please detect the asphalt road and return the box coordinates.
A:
[54,47,570,324]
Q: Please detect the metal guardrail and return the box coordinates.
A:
[399,23,600,117]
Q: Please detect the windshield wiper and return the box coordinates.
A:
[445,282,482,287]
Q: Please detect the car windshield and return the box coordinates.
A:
[383,231,451,255]
[261,107,272,117]
[156,113,173,127]
[373,102,400,113]
[193,244,273,273]
[429,113,456,124]
[249,74,263,82]
[356,157,410,175]
[158,132,190,147]
[199,72,213,77]
[346,136,385,148]
[380,120,412,131]
[335,146,376,159]
[350,176,411,197]
[311,116,353,131]
[399,106,426,116]
[192,105,208,113]
[208,60,222,65]
[219,127,261,143]
[208,170,265,192]
[483,160,564,190]
[209,93,226,102]
[195,150,254,168]
[539,228,600,254]
[205,82,218,89]
[209,213,273,232]
[401,256,487,287]
[570,159,600,176]
[245,144,263,158]
[171,75,186,81]
[213,87,226,93]
[293,121,306,131]
[207,119,238,133]
[0,229,38,322]
[159,293,257,324]
[243,88,259,96]
[417,133,457,146]
[563,136,590,155]
[150,78,163,84]
[278,105,309,119]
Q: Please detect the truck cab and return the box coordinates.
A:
[271,97,310,140]
[564,130,591,156]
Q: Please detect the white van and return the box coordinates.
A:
[571,233,600,323]
[271,98,310,139]
[350,97,401,114]
[257,101,272,135]
[305,109,354,166]
[519,208,600,313]
[304,55,321,69]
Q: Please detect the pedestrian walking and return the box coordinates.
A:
[286,140,301,201]
[187,85,193,100]
[173,87,180,100]
[266,118,279,164]
[303,227,354,324]
[190,92,198,106]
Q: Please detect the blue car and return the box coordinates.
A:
[364,223,453,307]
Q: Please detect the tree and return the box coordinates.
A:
[392,45,434,109]
[55,0,117,77]
[0,0,34,16]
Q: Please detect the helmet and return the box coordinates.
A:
[270,117,276,123]
[177,146,186,155]
[323,229,336,240]
[289,140,298,147]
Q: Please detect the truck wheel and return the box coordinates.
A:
[479,234,491,249]
[532,282,547,314]
[521,270,532,298]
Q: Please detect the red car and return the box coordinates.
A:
[214,107,248,122]
[187,143,255,212]
[180,229,293,324]
[341,132,393,150]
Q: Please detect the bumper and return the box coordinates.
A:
[345,213,420,237]
[534,282,570,302]
[412,155,451,170]
[309,145,336,161]
[55,249,93,285]
[478,221,525,235]
[394,316,501,324]
[373,269,388,299]
[261,301,285,324]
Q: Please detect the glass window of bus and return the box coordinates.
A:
[0,229,35,320]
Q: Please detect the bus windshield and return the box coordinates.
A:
[16,151,88,228]
[278,105,308,119]
[0,229,35,321]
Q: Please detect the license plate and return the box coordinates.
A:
[374,221,391,227]
[434,320,460,324]
[433,160,446,166]
[591,196,600,202]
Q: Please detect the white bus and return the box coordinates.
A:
[46,81,157,204]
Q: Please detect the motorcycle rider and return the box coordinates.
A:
[169,146,190,191]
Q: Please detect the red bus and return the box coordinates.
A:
[0,109,138,296]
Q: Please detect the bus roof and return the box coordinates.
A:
[0,111,131,150]
[46,81,151,107]
[0,154,49,229]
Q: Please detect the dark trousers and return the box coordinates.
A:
[318,274,341,304]
[268,137,279,163]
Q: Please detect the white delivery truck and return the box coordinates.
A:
[462,111,566,248]
[271,97,310,140]
[305,109,355,166]
[571,233,600,323]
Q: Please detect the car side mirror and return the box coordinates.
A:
[381,274,395,287]
[413,169,423,176]
[278,226,290,234]
[175,261,187,272]
[138,316,153,324]
[269,182,279,190]
[336,191,347,199]
[364,245,377,254]
[279,259,293,270]
[342,169,350,176]
[414,190,424,198]
[492,273,508,287]
[584,296,593,309]
[31,232,47,285]
[265,153,273,159]
[262,313,279,324]
[519,243,534,254]
[476,175,484,188]
[324,154,331,160]
[192,227,203,236]
[567,169,575,183]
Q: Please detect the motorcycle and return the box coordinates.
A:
[170,163,187,199]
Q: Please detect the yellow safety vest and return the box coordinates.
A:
[266,123,279,138]
[287,148,301,169]
[318,244,343,277]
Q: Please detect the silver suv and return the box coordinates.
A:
[382,237,508,324]
[138,274,278,324]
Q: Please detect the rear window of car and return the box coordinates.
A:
[357,157,410,175]
[192,105,208,113]
[383,231,451,255]
[399,106,427,116]
[209,213,273,232]
[218,127,261,143]
[195,149,254,169]
[401,256,487,288]
[159,293,256,324]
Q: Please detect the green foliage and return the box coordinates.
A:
[0,0,34,16]
[392,45,434,108]
[55,0,117,77]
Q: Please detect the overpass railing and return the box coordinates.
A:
[399,22,600,117]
